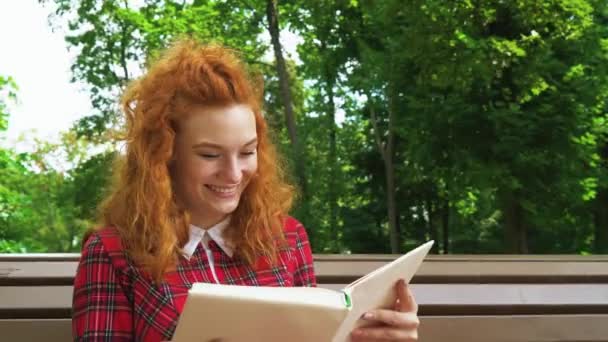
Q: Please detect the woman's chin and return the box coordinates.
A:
[210,199,240,215]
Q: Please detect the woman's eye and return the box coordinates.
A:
[198,153,220,159]
[241,150,256,156]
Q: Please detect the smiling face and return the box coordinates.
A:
[171,103,258,229]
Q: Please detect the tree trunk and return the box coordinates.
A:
[119,0,131,87]
[385,89,399,253]
[265,0,307,197]
[385,155,399,252]
[441,198,449,254]
[504,197,528,253]
[368,90,400,253]
[324,72,339,251]
[427,196,439,254]
[595,144,608,254]
[319,37,339,251]
[593,189,608,253]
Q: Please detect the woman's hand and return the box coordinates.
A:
[350,279,420,341]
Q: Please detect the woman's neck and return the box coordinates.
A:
[190,214,229,230]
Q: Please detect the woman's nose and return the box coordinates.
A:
[221,156,242,183]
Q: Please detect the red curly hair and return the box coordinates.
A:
[97,39,295,282]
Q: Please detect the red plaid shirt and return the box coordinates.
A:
[72,216,316,341]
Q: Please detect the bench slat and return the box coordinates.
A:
[3,315,608,342]
[3,284,607,319]
[4,257,608,286]
[316,259,608,283]
[420,314,608,342]
[4,253,608,261]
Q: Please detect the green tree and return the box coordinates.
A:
[0,75,32,252]
[42,0,267,138]
[24,0,608,254]
[394,0,608,252]
[0,74,114,253]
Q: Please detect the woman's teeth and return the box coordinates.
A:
[207,185,237,193]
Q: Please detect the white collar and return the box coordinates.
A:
[182,217,234,259]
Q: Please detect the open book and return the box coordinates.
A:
[172,240,434,342]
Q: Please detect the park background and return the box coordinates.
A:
[1,0,607,256]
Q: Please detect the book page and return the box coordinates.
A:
[332,241,434,342]
[173,284,349,342]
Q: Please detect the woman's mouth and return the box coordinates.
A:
[206,184,238,197]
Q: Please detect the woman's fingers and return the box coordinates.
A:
[352,279,420,341]
[351,325,418,341]
[395,279,418,313]
[361,310,419,329]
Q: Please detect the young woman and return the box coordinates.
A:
[72,39,419,342]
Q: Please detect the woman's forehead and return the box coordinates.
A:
[178,103,257,146]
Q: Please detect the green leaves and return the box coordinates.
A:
[0,75,113,252]
[0,75,18,133]
[45,0,268,138]
[9,0,604,254]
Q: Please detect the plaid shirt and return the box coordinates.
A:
[72,216,316,341]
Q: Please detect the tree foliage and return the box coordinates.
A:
[3,0,607,254]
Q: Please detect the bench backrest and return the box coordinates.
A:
[2,254,608,341]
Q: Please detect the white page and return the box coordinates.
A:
[172,284,349,342]
[332,241,434,342]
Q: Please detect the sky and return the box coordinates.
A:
[0,1,306,153]
[0,1,93,150]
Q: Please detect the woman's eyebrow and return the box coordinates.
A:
[243,137,258,146]
[192,137,257,149]
[192,141,222,149]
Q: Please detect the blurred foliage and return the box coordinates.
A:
[2,0,608,254]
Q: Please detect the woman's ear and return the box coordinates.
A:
[167,144,178,178]
[168,122,179,166]
[167,156,177,177]
[168,152,177,165]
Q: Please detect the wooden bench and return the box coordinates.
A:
[2,254,608,341]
